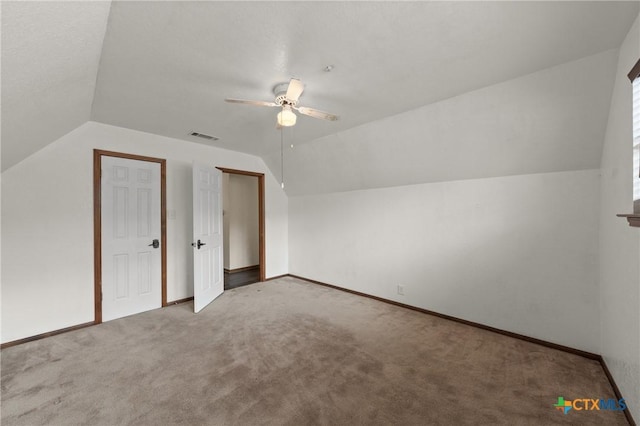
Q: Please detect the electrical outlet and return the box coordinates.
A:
[397,285,404,296]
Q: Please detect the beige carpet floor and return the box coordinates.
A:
[1,277,628,425]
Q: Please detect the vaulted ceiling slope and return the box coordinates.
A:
[2,1,638,189]
[268,48,620,195]
[1,1,111,171]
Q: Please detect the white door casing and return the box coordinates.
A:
[101,156,162,321]
[193,163,224,313]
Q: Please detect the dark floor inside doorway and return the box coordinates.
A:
[224,266,260,290]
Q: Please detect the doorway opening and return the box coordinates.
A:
[217,167,265,289]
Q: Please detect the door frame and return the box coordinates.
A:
[217,167,266,282]
[93,149,167,324]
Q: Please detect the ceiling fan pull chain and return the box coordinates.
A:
[281,128,285,189]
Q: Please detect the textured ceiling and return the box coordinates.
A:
[2,1,639,194]
[1,1,111,171]
[269,49,619,195]
[91,1,637,156]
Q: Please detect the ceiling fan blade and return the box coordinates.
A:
[296,106,338,121]
[286,78,304,102]
[225,98,278,107]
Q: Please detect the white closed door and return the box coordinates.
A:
[102,156,162,321]
[192,163,224,313]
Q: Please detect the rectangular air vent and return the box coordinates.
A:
[190,132,219,141]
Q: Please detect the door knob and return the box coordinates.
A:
[148,239,160,249]
[191,239,206,249]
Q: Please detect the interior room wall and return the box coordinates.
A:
[224,174,259,270]
[1,122,288,344]
[223,173,231,269]
[289,169,600,353]
[598,14,640,421]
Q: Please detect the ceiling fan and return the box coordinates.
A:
[225,78,338,127]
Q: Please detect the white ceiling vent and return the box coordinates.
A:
[190,131,219,141]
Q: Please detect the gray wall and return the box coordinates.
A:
[290,169,600,352]
[598,14,640,421]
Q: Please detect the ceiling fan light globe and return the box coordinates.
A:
[277,109,297,127]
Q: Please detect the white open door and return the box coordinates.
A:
[192,163,224,313]
[102,156,162,321]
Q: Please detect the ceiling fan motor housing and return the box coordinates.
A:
[273,83,297,106]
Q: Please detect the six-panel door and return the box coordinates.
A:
[101,156,162,321]
[193,163,224,313]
